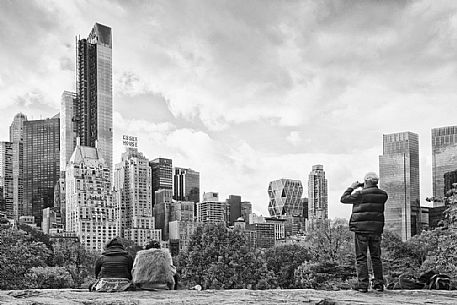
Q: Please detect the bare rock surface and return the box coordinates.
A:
[1,288,457,305]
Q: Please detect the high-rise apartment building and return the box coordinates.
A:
[75,23,113,173]
[379,132,421,241]
[60,91,77,174]
[432,126,457,205]
[10,113,27,220]
[114,147,160,246]
[268,179,304,217]
[0,142,13,219]
[173,167,200,203]
[197,192,226,224]
[23,115,60,226]
[308,165,328,223]
[65,141,117,252]
[150,158,172,206]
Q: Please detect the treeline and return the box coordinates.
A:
[1,218,456,290]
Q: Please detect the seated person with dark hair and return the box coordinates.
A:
[92,237,134,292]
[132,240,177,290]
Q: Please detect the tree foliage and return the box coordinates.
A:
[305,218,353,266]
[178,223,277,289]
[264,244,310,289]
[0,227,51,289]
[52,238,98,288]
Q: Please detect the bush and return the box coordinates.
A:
[25,267,74,289]
[294,261,354,290]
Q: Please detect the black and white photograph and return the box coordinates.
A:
[0,0,456,304]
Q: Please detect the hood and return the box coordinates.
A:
[102,246,129,256]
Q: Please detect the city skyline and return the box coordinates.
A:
[2,1,457,218]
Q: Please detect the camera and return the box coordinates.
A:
[357,182,364,187]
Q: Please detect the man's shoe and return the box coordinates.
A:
[372,284,384,292]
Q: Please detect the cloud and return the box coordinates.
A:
[1,0,457,218]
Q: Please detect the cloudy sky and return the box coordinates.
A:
[1,0,457,219]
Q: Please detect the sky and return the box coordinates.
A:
[1,0,457,219]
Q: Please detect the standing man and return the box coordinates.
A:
[341,172,388,292]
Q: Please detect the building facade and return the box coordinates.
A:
[150,158,172,206]
[23,115,60,227]
[240,201,252,223]
[432,126,457,205]
[153,189,173,241]
[65,142,117,252]
[197,192,226,224]
[75,23,113,173]
[268,179,304,217]
[379,131,421,241]
[0,142,13,219]
[10,113,27,220]
[308,165,328,224]
[444,169,457,196]
[60,91,77,174]
[173,167,200,203]
[114,147,159,246]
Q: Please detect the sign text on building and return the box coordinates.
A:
[122,135,138,148]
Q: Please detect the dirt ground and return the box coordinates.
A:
[1,288,457,305]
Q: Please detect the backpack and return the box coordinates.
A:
[397,273,425,290]
[419,270,451,290]
[428,274,450,290]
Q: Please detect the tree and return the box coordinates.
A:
[0,227,50,289]
[264,244,310,288]
[52,238,97,288]
[178,223,277,289]
[305,218,354,266]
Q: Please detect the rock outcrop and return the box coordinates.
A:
[1,288,457,305]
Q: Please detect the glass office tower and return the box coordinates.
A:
[379,131,420,241]
[432,126,457,206]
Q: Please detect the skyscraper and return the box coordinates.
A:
[308,165,328,223]
[66,140,117,252]
[23,115,60,227]
[0,142,13,219]
[227,195,242,225]
[114,147,160,246]
[60,91,77,175]
[173,167,200,203]
[150,158,172,206]
[75,23,113,173]
[10,113,27,220]
[432,126,457,205]
[379,131,420,241]
[268,179,304,217]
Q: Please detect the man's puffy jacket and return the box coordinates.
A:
[341,186,388,234]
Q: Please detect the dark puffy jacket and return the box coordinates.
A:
[95,243,133,280]
[340,186,388,234]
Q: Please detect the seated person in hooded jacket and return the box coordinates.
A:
[93,237,134,292]
[132,240,176,290]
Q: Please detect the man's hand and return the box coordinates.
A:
[350,181,361,189]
